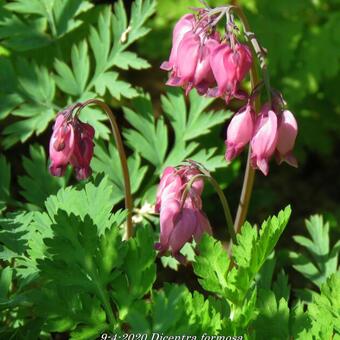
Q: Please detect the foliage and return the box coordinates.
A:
[0,0,155,148]
[290,215,340,288]
[0,0,339,338]
[140,0,340,161]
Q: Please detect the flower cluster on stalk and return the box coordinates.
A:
[161,5,298,176]
[155,165,212,260]
[49,104,95,180]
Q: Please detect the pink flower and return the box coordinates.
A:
[209,42,252,102]
[167,205,212,255]
[155,167,182,213]
[166,31,201,90]
[225,104,254,162]
[161,13,220,96]
[155,165,212,257]
[276,110,298,167]
[70,121,95,180]
[250,109,278,176]
[49,111,95,180]
[192,38,220,95]
[161,14,195,71]
[49,114,75,177]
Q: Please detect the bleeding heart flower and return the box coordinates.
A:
[161,14,196,72]
[250,108,278,176]
[276,110,298,167]
[155,165,212,257]
[225,103,254,162]
[49,114,75,177]
[209,42,252,102]
[49,109,95,180]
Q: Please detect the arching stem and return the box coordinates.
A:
[77,99,133,239]
[231,5,262,236]
[181,174,236,244]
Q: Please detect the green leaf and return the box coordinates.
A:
[5,0,49,16]
[39,211,126,291]
[225,206,291,305]
[307,273,340,338]
[0,155,11,211]
[0,211,34,261]
[161,88,232,142]
[92,139,148,206]
[94,71,138,100]
[111,226,156,319]
[88,0,155,99]
[273,271,291,302]
[290,302,311,340]
[52,0,94,38]
[193,234,230,295]
[0,14,50,51]
[0,267,12,299]
[35,210,124,335]
[44,175,123,235]
[251,289,290,340]
[1,60,56,148]
[18,144,66,210]
[290,215,340,287]
[123,94,168,168]
[54,41,89,97]
[114,51,150,70]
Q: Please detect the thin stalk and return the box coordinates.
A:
[78,99,133,239]
[94,276,116,327]
[231,5,262,235]
[181,174,236,244]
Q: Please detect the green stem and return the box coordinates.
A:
[182,174,236,244]
[78,99,133,239]
[95,279,116,327]
[231,5,262,236]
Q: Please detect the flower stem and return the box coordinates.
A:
[231,5,262,235]
[78,99,133,239]
[182,174,236,244]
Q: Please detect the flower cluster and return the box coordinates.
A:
[49,105,95,180]
[225,102,298,176]
[162,8,298,176]
[155,165,212,259]
[161,13,252,102]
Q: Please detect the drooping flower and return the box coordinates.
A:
[166,31,201,91]
[49,114,75,177]
[160,14,196,72]
[209,42,252,102]
[155,165,212,257]
[191,38,220,95]
[155,167,182,213]
[250,108,278,176]
[225,103,254,162]
[276,110,298,167]
[49,109,95,180]
[161,13,220,96]
[70,120,95,180]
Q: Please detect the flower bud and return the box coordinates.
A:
[225,104,254,162]
[250,109,278,176]
[276,110,298,167]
